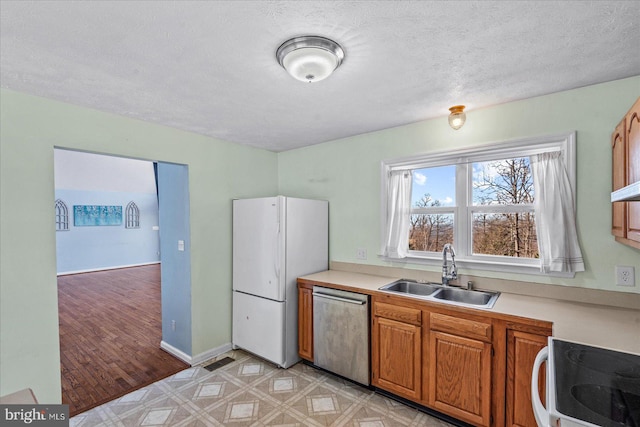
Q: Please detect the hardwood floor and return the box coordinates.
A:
[58,264,189,416]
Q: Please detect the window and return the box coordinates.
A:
[125,201,140,229]
[470,157,538,258]
[382,132,578,275]
[410,165,455,252]
[55,199,69,231]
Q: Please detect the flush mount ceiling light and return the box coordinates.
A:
[276,36,344,83]
[448,105,467,130]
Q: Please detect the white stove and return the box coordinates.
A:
[532,338,640,427]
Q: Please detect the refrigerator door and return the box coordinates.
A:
[232,291,285,366]
[283,198,329,288]
[233,197,285,301]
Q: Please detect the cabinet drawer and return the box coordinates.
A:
[373,302,421,326]
[430,312,492,342]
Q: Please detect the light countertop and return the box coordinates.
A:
[299,270,640,355]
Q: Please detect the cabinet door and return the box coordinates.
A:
[429,331,492,427]
[372,316,422,400]
[506,330,548,427]
[612,118,627,238]
[627,98,640,243]
[297,286,313,361]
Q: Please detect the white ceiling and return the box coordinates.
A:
[1,1,639,152]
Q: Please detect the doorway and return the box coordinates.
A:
[54,149,192,415]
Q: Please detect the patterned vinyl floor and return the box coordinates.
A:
[70,350,454,427]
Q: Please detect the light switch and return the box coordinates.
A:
[178,240,185,251]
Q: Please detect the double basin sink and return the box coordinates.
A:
[379,279,500,309]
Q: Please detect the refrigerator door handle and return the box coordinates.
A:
[312,292,367,305]
[274,236,281,279]
[275,208,281,279]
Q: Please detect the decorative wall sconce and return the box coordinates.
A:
[276,36,344,83]
[448,105,466,130]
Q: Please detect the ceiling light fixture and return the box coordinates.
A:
[276,36,344,83]
[448,105,466,130]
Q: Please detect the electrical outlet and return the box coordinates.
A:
[171,320,176,331]
[615,266,635,286]
[356,248,367,260]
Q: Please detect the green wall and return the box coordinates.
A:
[278,76,640,292]
[0,89,278,402]
[2,77,639,404]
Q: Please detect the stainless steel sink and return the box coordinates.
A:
[379,280,440,296]
[432,287,500,308]
[378,280,500,309]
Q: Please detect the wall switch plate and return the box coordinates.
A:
[356,248,367,260]
[615,265,635,286]
[178,240,185,251]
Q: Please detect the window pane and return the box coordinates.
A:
[412,165,456,208]
[472,158,534,206]
[410,213,454,252]
[472,212,538,258]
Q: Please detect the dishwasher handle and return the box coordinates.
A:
[312,292,366,305]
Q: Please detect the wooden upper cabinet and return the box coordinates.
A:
[628,98,640,184]
[626,97,640,243]
[612,118,627,238]
[297,285,314,361]
[611,96,640,248]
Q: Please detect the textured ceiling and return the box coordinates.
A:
[1,1,639,152]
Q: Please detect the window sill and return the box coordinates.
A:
[377,254,576,278]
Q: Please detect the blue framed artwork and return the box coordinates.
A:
[74,205,122,226]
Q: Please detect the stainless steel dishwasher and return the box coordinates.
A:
[312,286,369,385]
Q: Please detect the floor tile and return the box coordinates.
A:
[72,350,454,427]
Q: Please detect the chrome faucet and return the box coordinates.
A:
[442,243,457,286]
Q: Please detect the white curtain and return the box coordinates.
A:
[383,170,412,259]
[530,152,585,273]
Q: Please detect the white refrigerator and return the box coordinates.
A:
[232,196,328,368]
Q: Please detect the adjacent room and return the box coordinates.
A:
[1,2,638,427]
[54,150,189,415]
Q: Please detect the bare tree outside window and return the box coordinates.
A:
[472,158,538,258]
[409,194,454,252]
[407,157,538,258]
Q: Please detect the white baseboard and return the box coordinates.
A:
[160,341,233,366]
[160,341,192,364]
[191,343,234,366]
[57,261,160,276]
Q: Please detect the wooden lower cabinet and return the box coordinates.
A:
[506,329,550,427]
[371,302,422,400]
[319,291,554,427]
[429,318,492,427]
[297,284,314,361]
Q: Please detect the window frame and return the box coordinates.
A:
[55,199,69,231]
[125,201,140,229]
[380,132,577,277]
